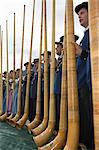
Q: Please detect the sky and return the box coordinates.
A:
[0,0,88,72]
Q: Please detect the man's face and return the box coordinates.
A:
[78,8,88,28]
[25,64,28,70]
[56,44,63,56]
[42,54,51,64]
[16,70,20,78]
[3,73,7,78]
[10,71,13,79]
[48,55,51,64]
[34,62,39,70]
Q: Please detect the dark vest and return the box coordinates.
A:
[54,57,62,94]
[77,29,91,90]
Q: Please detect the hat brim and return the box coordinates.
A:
[24,63,29,66]
[75,2,88,14]
[41,51,51,56]
[33,60,39,63]
[55,42,63,45]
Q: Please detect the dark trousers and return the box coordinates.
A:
[21,85,26,116]
[78,84,94,149]
[55,94,61,131]
[29,98,36,122]
[21,94,25,117]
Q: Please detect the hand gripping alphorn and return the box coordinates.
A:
[15,0,35,129]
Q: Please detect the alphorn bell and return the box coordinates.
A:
[27,0,43,132]
[33,0,56,146]
[38,1,67,149]
[8,6,26,126]
[31,0,49,136]
[89,0,99,149]
[16,0,35,129]
[6,12,16,121]
[0,26,3,116]
[0,20,9,121]
[64,0,79,149]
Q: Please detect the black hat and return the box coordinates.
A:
[24,62,29,66]
[16,68,20,71]
[10,70,13,73]
[60,36,79,42]
[55,36,64,45]
[41,51,51,56]
[3,71,7,75]
[55,35,79,43]
[48,51,51,55]
[33,58,39,64]
[59,36,64,43]
[75,2,88,14]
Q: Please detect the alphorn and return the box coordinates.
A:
[38,1,67,149]
[0,20,9,121]
[8,6,26,126]
[89,0,99,149]
[0,26,3,116]
[16,0,35,129]
[64,0,79,149]
[31,0,49,136]
[27,0,43,132]
[33,0,56,146]
[6,12,16,121]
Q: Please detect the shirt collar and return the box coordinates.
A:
[84,26,89,32]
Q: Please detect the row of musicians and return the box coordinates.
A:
[2,33,93,149]
[1,44,63,132]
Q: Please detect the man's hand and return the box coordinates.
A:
[72,42,82,56]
